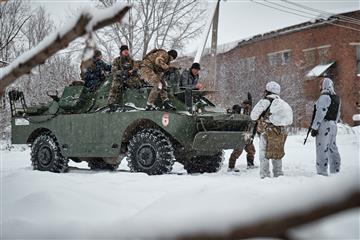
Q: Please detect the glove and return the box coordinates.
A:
[311,129,318,137]
[109,104,117,112]
[166,67,177,74]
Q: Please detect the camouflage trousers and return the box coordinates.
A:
[315,120,341,176]
[108,76,141,105]
[140,66,168,105]
[259,133,283,178]
[228,142,255,168]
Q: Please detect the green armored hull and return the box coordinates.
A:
[10,72,252,175]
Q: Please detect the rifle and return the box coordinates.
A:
[249,95,272,144]
[250,121,258,143]
[304,105,317,145]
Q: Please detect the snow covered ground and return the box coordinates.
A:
[1,126,359,239]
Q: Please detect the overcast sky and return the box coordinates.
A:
[31,0,360,56]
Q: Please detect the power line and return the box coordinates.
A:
[250,0,360,33]
[281,0,360,25]
[266,0,360,26]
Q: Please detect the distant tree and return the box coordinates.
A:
[95,0,206,59]
[0,5,78,139]
[0,0,31,61]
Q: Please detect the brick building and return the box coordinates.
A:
[176,10,360,127]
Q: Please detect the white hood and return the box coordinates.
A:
[321,78,336,95]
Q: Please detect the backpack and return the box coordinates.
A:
[269,98,293,126]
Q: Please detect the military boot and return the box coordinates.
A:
[163,99,176,111]
[108,104,117,112]
[227,167,240,172]
[146,104,157,111]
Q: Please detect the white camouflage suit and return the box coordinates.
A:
[250,82,291,178]
[311,78,341,176]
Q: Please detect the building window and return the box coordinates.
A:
[268,53,279,66]
[281,51,291,65]
[357,46,360,74]
[236,57,256,72]
[268,50,291,67]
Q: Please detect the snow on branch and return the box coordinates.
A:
[0,3,130,97]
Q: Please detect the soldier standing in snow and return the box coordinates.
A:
[139,49,178,110]
[81,50,111,92]
[250,81,293,178]
[310,78,341,176]
[108,45,141,108]
[179,62,204,90]
[228,97,256,172]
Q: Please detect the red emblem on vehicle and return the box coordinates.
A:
[162,113,170,127]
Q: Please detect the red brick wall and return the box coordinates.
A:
[176,11,360,127]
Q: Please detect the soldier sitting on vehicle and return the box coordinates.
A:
[81,50,112,92]
[108,45,141,108]
[179,62,204,90]
[139,48,178,111]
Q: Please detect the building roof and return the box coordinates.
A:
[179,10,359,59]
[236,10,359,47]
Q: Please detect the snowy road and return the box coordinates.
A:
[1,127,359,239]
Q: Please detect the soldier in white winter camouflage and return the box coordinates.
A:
[250,81,293,179]
[310,78,341,176]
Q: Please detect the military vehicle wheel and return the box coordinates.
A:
[88,158,119,171]
[127,129,175,175]
[184,151,224,174]
[31,133,68,173]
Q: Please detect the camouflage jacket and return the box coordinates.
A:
[241,101,252,115]
[112,55,135,81]
[179,68,199,89]
[82,58,111,91]
[142,49,171,72]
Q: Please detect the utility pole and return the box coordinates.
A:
[193,0,220,96]
[209,1,219,92]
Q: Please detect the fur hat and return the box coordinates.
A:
[168,49,178,59]
[191,62,201,70]
[94,49,102,58]
[266,81,281,95]
[120,45,129,53]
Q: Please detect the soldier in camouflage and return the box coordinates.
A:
[81,50,111,92]
[108,45,141,107]
[179,62,204,90]
[139,49,178,110]
[228,98,256,172]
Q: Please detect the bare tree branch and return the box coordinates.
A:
[94,0,206,59]
[179,191,360,240]
[0,5,130,97]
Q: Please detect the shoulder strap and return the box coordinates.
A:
[260,97,274,118]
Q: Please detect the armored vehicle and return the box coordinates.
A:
[9,70,252,175]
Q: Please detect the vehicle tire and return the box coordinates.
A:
[127,128,175,175]
[31,133,69,173]
[88,158,119,171]
[183,151,224,174]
